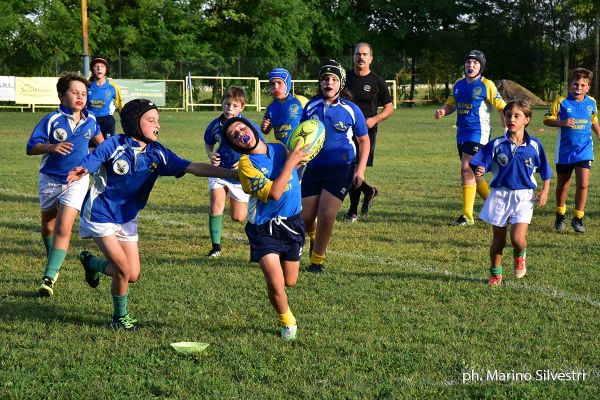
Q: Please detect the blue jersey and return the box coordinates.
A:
[301,95,368,168]
[445,76,506,144]
[79,135,191,224]
[264,94,306,145]
[204,114,242,170]
[87,78,123,117]
[26,105,101,184]
[544,93,599,164]
[470,132,552,190]
[237,143,301,225]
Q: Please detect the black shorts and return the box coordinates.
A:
[352,127,377,167]
[456,141,483,159]
[301,164,355,201]
[245,213,306,263]
[90,115,116,148]
[556,160,592,175]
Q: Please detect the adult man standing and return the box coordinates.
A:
[344,43,394,222]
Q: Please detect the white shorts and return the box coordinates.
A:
[39,173,89,212]
[80,216,139,242]
[479,187,534,227]
[208,177,249,202]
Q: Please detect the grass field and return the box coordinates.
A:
[1,107,599,399]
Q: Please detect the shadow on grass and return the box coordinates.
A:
[0,296,101,326]
[338,270,486,285]
[0,192,38,204]
[1,292,172,330]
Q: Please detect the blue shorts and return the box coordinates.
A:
[456,141,483,159]
[245,213,306,263]
[301,164,355,201]
[556,160,592,175]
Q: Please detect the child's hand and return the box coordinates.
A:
[288,141,312,166]
[52,142,74,156]
[434,109,445,119]
[209,152,221,166]
[231,161,239,170]
[67,166,88,184]
[261,118,271,133]
[562,118,576,128]
[534,188,549,208]
[474,166,485,177]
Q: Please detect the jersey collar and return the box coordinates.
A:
[504,130,531,146]
[58,105,90,122]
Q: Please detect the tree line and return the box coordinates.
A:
[2,0,599,101]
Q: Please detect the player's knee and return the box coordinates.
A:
[492,237,506,249]
[129,271,141,283]
[231,215,245,223]
[285,278,298,288]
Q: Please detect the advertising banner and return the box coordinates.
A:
[0,76,16,101]
[113,80,166,106]
[15,77,59,105]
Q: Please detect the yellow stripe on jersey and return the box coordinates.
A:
[544,95,566,121]
[238,155,272,203]
[591,97,599,124]
[482,77,506,111]
[444,78,461,108]
[111,80,124,111]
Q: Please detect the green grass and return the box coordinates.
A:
[1,107,599,399]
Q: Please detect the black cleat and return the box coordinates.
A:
[361,187,379,214]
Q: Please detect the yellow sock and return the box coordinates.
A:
[278,308,296,327]
[310,252,325,265]
[476,180,491,200]
[306,229,316,242]
[556,205,566,215]
[574,209,585,219]
[462,184,477,221]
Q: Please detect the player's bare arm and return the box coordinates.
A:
[535,179,550,208]
[543,117,576,128]
[435,104,455,119]
[185,162,237,180]
[27,142,74,156]
[367,102,394,128]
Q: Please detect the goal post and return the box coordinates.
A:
[187,76,260,112]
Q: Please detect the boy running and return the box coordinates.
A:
[68,99,237,331]
[26,72,104,296]
[223,116,310,340]
[435,50,506,226]
[543,67,600,233]
[470,100,551,286]
[261,67,308,145]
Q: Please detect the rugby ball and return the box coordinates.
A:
[287,119,326,163]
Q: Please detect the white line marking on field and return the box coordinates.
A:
[330,250,600,308]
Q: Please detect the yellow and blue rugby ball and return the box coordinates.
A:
[287,119,326,164]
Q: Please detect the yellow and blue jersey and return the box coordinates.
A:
[301,95,368,168]
[446,76,506,144]
[87,78,123,117]
[264,94,307,145]
[79,135,190,224]
[26,105,101,184]
[544,93,598,164]
[238,143,301,225]
[470,132,552,190]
